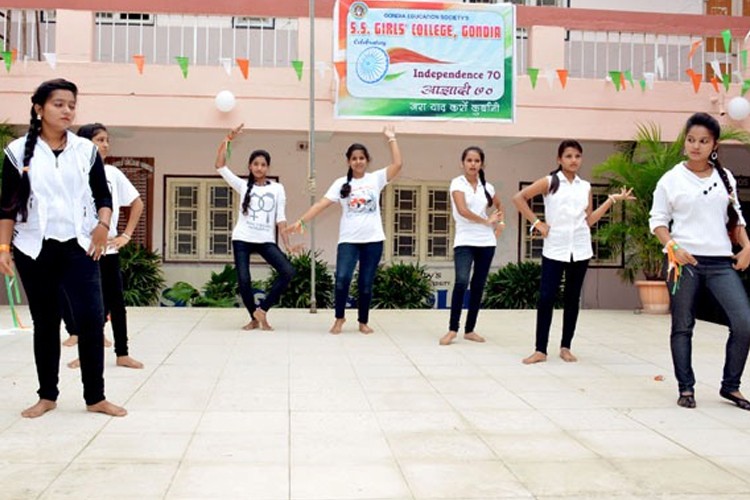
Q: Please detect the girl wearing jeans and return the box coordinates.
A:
[287,126,402,334]
[0,79,126,418]
[650,112,750,410]
[513,140,633,364]
[440,147,504,346]
[215,125,295,331]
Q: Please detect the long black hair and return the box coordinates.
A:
[241,149,271,216]
[548,139,583,195]
[11,78,78,222]
[77,122,107,141]
[340,143,370,198]
[684,112,739,235]
[461,146,492,207]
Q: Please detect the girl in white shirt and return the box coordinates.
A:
[287,126,402,334]
[649,112,750,411]
[439,147,504,346]
[513,140,633,365]
[215,125,295,331]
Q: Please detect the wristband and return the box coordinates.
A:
[98,221,110,231]
[608,194,617,204]
[498,221,506,226]
[121,233,132,241]
[529,218,541,235]
[387,138,397,143]
[665,239,680,251]
[0,244,10,253]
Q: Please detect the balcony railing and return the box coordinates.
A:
[1,9,55,60]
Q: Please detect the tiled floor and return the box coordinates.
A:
[1,307,750,499]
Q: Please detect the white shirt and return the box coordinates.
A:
[324,167,388,244]
[218,166,286,244]
[649,163,746,256]
[105,164,140,255]
[542,171,593,262]
[450,175,497,248]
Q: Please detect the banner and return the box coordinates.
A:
[334,0,515,121]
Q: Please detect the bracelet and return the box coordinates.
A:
[298,219,308,233]
[608,194,617,204]
[387,138,397,143]
[498,221,506,226]
[121,233,131,241]
[98,221,110,231]
[665,239,680,251]
[529,218,541,235]
[0,244,10,253]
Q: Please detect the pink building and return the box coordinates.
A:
[1,0,749,309]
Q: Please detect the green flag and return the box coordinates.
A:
[291,60,304,81]
[722,29,732,53]
[742,79,750,97]
[527,67,539,89]
[639,78,646,91]
[609,71,622,92]
[743,50,748,70]
[175,56,189,78]
[624,70,634,87]
[723,73,731,92]
[1,51,11,73]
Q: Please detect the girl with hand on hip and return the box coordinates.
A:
[513,140,633,365]
[440,146,504,346]
[0,79,126,418]
[215,124,295,331]
[650,112,750,410]
[287,126,402,334]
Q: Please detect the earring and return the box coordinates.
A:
[710,151,718,162]
[36,114,41,121]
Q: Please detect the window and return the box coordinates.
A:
[463,0,566,6]
[232,17,276,29]
[517,182,623,267]
[382,182,454,262]
[39,11,154,24]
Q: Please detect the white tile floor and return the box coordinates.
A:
[1,307,750,499]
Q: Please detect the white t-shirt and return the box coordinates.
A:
[649,163,746,256]
[450,175,497,248]
[542,171,593,262]
[105,164,140,255]
[324,167,388,244]
[218,166,286,244]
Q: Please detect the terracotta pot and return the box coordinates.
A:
[635,280,670,314]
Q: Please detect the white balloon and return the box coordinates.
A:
[727,96,750,121]
[214,90,236,112]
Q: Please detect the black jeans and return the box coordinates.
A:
[62,253,130,356]
[335,241,383,324]
[15,239,106,406]
[668,256,750,394]
[449,245,495,333]
[233,240,295,318]
[534,256,589,355]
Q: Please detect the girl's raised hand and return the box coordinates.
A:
[383,125,396,140]
[227,123,244,141]
[613,187,636,202]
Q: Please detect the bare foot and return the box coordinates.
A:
[253,309,274,331]
[329,318,345,334]
[62,335,78,347]
[464,332,485,343]
[21,399,57,418]
[67,358,81,369]
[560,348,578,362]
[439,331,457,346]
[522,351,547,364]
[359,323,374,334]
[103,336,112,348]
[86,400,127,417]
[116,356,144,369]
[242,320,259,331]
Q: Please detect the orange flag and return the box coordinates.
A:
[686,69,702,93]
[556,69,568,89]
[710,76,720,93]
[10,48,17,62]
[236,58,249,80]
[688,40,702,61]
[334,61,346,79]
[620,72,627,90]
[132,54,145,74]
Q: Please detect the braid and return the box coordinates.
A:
[241,174,255,216]
[710,153,739,236]
[548,166,562,195]
[340,167,353,198]
[15,109,40,222]
[477,168,492,207]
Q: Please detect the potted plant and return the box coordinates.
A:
[593,122,750,313]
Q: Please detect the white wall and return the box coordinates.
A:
[569,0,703,14]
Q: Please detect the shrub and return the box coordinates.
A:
[192,265,239,308]
[119,243,166,306]
[161,281,200,306]
[267,250,334,308]
[353,261,434,309]
[483,261,564,309]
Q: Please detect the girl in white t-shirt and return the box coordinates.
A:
[287,126,402,334]
[439,147,504,346]
[513,140,633,365]
[216,125,295,331]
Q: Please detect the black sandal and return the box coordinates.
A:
[677,393,696,409]
[719,389,750,410]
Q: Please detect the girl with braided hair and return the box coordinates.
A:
[214,124,295,331]
[287,126,402,334]
[439,146,504,346]
[513,140,634,365]
[650,112,750,410]
[0,79,126,417]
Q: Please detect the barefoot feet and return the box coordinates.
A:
[439,331,457,346]
[103,336,113,348]
[560,348,578,362]
[87,400,127,417]
[329,318,345,334]
[62,335,78,347]
[464,332,485,343]
[359,323,374,334]
[116,356,144,369]
[252,309,274,331]
[67,358,81,369]
[522,351,547,364]
[21,399,57,418]
[242,319,259,331]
